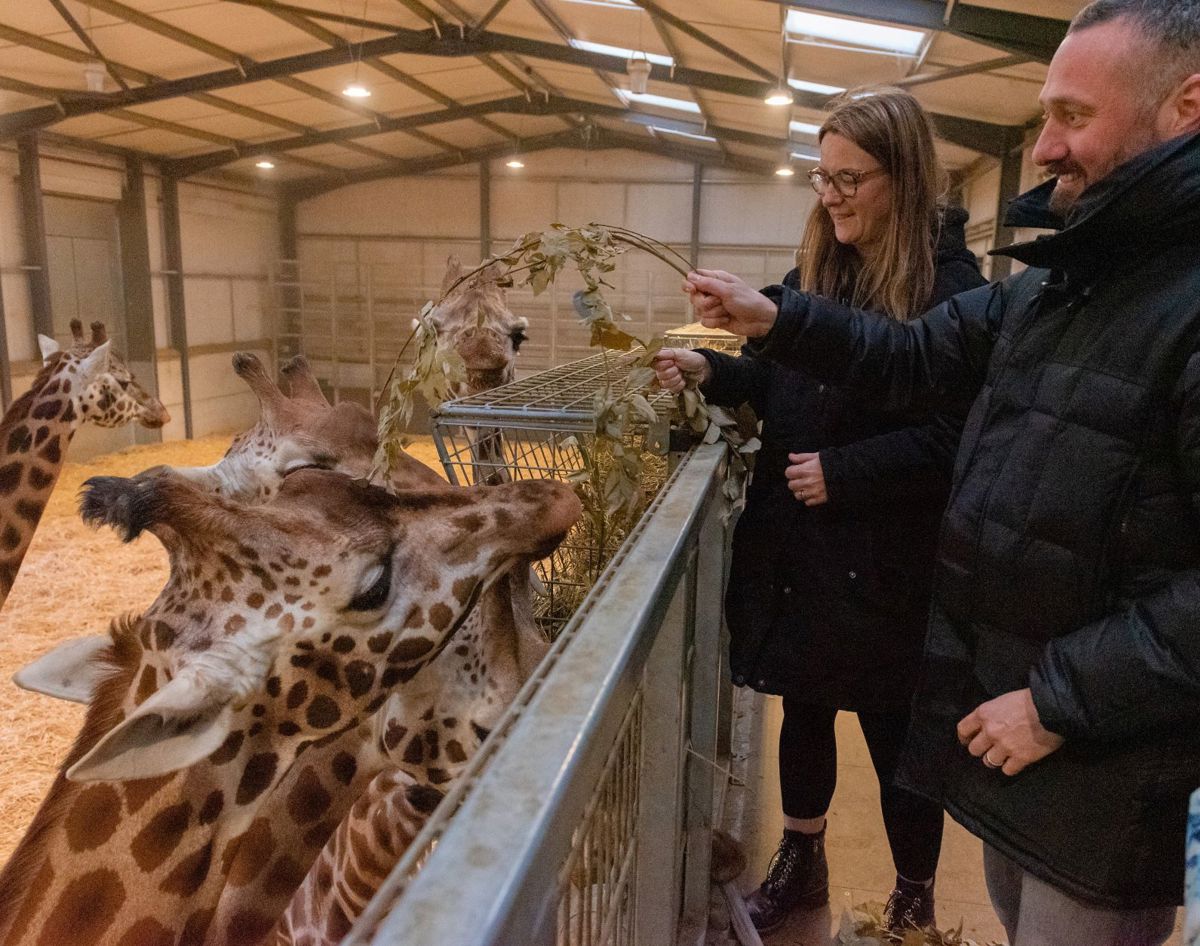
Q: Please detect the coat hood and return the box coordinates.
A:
[993,131,1200,276]
[936,204,978,268]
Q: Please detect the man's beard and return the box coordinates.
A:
[1046,122,1162,217]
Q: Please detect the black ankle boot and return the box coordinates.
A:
[745,827,829,934]
[883,875,936,933]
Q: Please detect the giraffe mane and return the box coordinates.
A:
[0,615,144,922]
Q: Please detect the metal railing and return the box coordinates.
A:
[348,442,733,946]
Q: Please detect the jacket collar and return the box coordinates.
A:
[991,131,1200,276]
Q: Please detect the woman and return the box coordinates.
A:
[654,88,985,935]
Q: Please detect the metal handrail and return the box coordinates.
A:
[350,442,728,946]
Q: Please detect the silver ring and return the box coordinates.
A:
[799,489,807,500]
[982,750,1002,769]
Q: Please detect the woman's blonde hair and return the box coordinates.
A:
[797,86,946,321]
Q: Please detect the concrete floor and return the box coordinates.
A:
[727,692,1184,946]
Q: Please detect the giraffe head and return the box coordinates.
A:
[154,352,442,502]
[428,256,529,396]
[38,320,170,429]
[66,468,580,784]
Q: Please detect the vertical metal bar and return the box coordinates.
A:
[0,266,12,408]
[367,266,377,406]
[690,163,703,269]
[119,155,162,442]
[330,270,340,404]
[160,175,193,439]
[17,134,53,341]
[989,128,1025,280]
[278,198,300,362]
[480,159,492,259]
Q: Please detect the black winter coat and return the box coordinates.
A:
[749,132,1200,909]
[702,207,984,711]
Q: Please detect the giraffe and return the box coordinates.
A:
[0,318,168,605]
[0,467,580,946]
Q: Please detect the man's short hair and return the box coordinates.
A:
[1071,0,1200,106]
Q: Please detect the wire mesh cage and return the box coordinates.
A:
[663,321,743,354]
[431,351,675,634]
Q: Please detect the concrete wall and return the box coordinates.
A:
[0,141,278,453]
[959,138,1048,279]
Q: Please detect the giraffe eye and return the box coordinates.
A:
[510,329,527,352]
[346,554,393,612]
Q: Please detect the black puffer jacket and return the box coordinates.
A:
[749,132,1200,908]
[700,207,984,711]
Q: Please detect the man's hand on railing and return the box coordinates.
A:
[653,348,711,394]
[684,269,779,338]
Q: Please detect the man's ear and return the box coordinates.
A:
[1163,73,1200,137]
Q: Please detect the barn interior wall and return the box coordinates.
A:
[0,143,280,448]
[960,139,1047,278]
[294,148,815,387]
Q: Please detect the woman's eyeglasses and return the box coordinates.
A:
[807,166,887,197]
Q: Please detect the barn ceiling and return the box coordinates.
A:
[0,0,1084,197]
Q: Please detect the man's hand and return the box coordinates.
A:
[652,348,711,394]
[957,688,1065,776]
[785,452,828,506]
[684,269,779,338]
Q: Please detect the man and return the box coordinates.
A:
[670,2,1200,943]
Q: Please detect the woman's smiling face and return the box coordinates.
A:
[818,131,893,257]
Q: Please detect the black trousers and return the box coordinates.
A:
[779,696,944,882]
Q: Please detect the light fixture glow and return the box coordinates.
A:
[764,86,794,106]
[342,83,371,98]
[775,165,795,177]
[505,157,525,169]
[255,159,276,170]
[615,90,701,114]
[785,10,925,56]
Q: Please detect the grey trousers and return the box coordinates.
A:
[983,845,1177,946]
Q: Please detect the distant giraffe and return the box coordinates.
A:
[0,318,167,604]
[0,468,579,946]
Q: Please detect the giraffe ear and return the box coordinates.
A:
[77,340,112,383]
[37,334,60,362]
[66,674,235,782]
[441,254,463,295]
[12,634,109,704]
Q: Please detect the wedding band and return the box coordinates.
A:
[982,751,1002,769]
[799,489,807,500]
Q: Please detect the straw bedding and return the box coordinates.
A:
[0,434,446,866]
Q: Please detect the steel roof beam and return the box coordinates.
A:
[758,0,1068,63]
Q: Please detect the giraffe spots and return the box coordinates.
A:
[5,858,53,944]
[265,603,283,619]
[306,695,342,729]
[37,869,125,946]
[32,425,49,447]
[388,636,434,664]
[236,752,279,805]
[221,585,234,602]
[380,665,420,688]
[26,465,54,491]
[313,564,331,577]
[37,434,62,464]
[452,576,477,603]
[424,729,441,760]
[287,766,332,824]
[15,498,43,524]
[428,767,452,784]
[199,789,225,825]
[367,631,393,653]
[0,461,23,494]
[153,620,177,649]
[266,675,281,697]
[252,703,266,717]
[332,635,356,654]
[443,716,458,728]
[277,612,295,633]
[30,398,62,420]
[219,553,244,582]
[315,659,341,689]
[263,854,310,897]
[403,605,424,628]
[222,910,278,946]
[237,544,260,561]
[64,783,121,851]
[116,917,174,946]
[131,801,193,872]
[446,739,468,764]
[286,680,309,709]
[6,424,31,453]
[471,721,492,742]
[225,614,246,633]
[123,773,174,814]
[494,507,514,528]
[331,750,358,785]
[278,720,301,736]
[178,907,215,946]
[403,734,424,765]
[1,524,21,551]
[429,602,454,631]
[209,729,245,766]
[246,591,264,609]
[345,659,376,698]
[291,652,316,669]
[159,839,214,896]
[405,782,446,814]
[383,720,408,751]
[134,664,157,705]
[224,818,276,887]
[60,400,76,423]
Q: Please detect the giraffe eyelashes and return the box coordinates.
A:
[346,552,394,612]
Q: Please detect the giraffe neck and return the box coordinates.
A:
[0,363,80,604]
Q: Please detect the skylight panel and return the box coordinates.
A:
[616,90,702,114]
[570,40,674,67]
[561,0,637,8]
[789,120,822,137]
[652,126,718,144]
[788,77,845,96]
[785,10,925,56]
[791,150,820,163]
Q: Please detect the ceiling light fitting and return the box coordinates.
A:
[775,163,795,178]
[505,156,525,169]
[255,159,275,170]
[627,55,651,95]
[342,83,371,98]
[764,86,794,106]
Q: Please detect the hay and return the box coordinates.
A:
[0,434,447,865]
